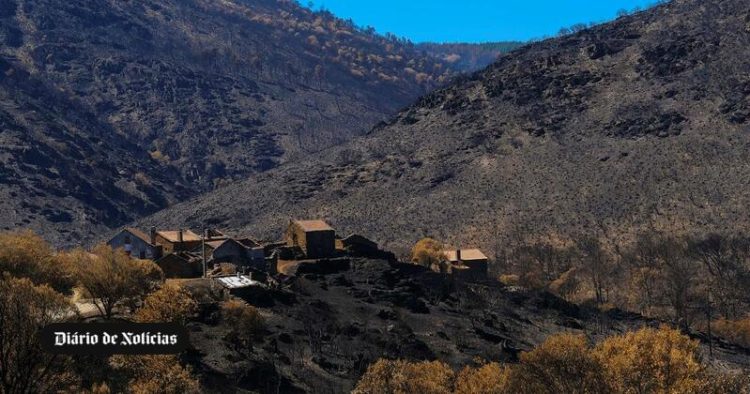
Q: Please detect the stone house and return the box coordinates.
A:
[285,220,336,259]
[108,227,163,260]
[154,229,202,253]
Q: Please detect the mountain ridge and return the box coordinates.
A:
[0,0,466,245]
[142,0,750,257]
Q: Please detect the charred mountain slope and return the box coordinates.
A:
[0,0,457,245]
[146,0,750,256]
[186,258,750,392]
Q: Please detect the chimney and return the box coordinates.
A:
[178,229,183,243]
[456,249,462,262]
[149,226,156,245]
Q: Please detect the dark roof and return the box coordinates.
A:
[237,237,261,248]
[205,229,228,240]
[206,238,246,251]
[124,228,155,246]
[155,251,202,264]
[342,233,378,248]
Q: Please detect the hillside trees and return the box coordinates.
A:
[220,300,265,348]
[0,230,76,293]
[688,234,750,319]
[0,276,78,393]
[576,237,616,305]
[109,355,200,394]
[134,284,197,325]
[499,230,750,333]
[411,238,447,272]
[73,245,163,319]
[352,359,455,394]
[355,327,746,393]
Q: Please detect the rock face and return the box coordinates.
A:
[0,0,458,245]
[146,0,750,256]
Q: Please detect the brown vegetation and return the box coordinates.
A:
[73,245,163,319]
[411,238,447,271]
[109,355,200,394]
[355,327,750,394]
[0,275,78,393]
[495,231,750,334]
[0,231,200,393]
[220,300,265,348]
[0,230,76,293]
[134,284,197,325]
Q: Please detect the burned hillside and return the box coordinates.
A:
[147,0,750,259]
[184,257,750,393]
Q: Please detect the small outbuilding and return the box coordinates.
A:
[444,248,489,279]
[214,273,264,297]
[205,238,248,265]
[285,220,336,259]
[155,251,203,278]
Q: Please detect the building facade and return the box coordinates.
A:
[286,220,336,259]
[107,228,162,260]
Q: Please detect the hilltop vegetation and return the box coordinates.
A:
[0,0,460,245]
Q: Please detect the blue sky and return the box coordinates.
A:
[300,0,658,43]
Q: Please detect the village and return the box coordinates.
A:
[107,219,490,293]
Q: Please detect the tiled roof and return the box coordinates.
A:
[444,249,488,262]
[157,230,202,243]
[125,228,154,245]
[294,220,334,232]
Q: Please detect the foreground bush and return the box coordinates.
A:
[353,359,454,394]
[0,230,77,293]
[0,275,79,393]
[134,284,198,324]
[110,355,199,394]
[592,326,703,393]
[221,300,265,347]
[354,326,750,394]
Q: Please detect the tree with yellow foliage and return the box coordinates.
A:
[134,284,197,325]
[353,359,454,394]
[0,275,79,393]
[506,333,606,394]
[355,326,750,394]
[411,238,446,271]
[593,326,705,393]
[454,362,510,394]
[221,300,265,347]
[73,245,163,319]
[110,355,200,394]
[0,230,76,293]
